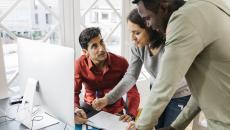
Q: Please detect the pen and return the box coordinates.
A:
[96,90,99,99]
[87,120,94,124]
[95,90,101,111]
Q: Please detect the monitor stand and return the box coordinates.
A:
[16,78,59,129]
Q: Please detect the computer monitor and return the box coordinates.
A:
[0,38,8,99]
[18,41,74,129]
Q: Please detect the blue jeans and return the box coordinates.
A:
[155,95,191,129]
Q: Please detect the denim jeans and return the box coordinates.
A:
[155,95,191,129]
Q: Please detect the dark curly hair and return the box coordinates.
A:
[79,27,101,49]
[132,0,185,14]
[132,0,160,13]
[127,9,165,49]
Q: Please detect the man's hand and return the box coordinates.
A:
[156,126,176,130]
[74,108,87,124]
[119,114,133,122]
[125,121,137,130]
[92,96,108,111]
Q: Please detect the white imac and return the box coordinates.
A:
[0,38,8,99]
[17,41,74,129]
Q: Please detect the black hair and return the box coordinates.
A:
[132,0,160,13]
[127,9,165,49]
[132,0,185,14]
[79,27,101,49]
[149,30,165,49]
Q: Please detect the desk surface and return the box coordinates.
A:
[0,98,71,130]
[1,98,100,130]
[0,120,67,130]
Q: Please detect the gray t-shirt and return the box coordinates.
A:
[107,45,190,104]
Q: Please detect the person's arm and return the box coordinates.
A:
[92,47,144,111]
[171,96,201,130]
[74,60,88,124]
[74,60,83,109]
[136,13,203,130]
[106,46,144,104]
[126,84,140,119]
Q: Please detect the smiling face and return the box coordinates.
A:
[83,35,107,65]
[137,0,168,33]
[127,20,150,48]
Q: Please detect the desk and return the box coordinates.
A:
[0,120,67,130]
[0,98,71,130]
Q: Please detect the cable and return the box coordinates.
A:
[0,116,15,120]
[0,103,18,126]
[30,115,43,130]
[32,106,41,117]
[30,106,43,130]
[0,116,16,126]
[63,123,67,130]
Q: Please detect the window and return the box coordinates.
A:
[90,11,98,23]
[45,13,52,24]
[80,0,123,55]
[34,4,38,10]
[35,13,39,24]
[101,13,109,20]
[111,12,117,23]
[0,0,61,89]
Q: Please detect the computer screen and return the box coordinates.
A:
[18,41,74,127]
[0,38,8,99]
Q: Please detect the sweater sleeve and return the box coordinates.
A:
[106,46,143,104]
[74,60,82,109]
[126,84,140,117]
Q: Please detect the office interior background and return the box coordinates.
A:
[1,0,151,107]
[1,0,230,130]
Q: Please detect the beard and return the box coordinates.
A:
[153,14,170,34]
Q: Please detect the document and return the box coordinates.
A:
[87,111,128,130]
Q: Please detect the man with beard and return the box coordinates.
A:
[94,0,230,130]
[130,0,230,130]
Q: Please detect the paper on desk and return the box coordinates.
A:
[87,111,128,130]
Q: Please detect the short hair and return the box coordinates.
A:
[79,27,101,49]
[132,0,140,4]
[127,9,165,48]
[132,0,160,13]
[132,0,185,14]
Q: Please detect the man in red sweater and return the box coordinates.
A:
[75,27,140,124]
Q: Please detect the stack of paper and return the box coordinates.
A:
[87,111,128,130]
